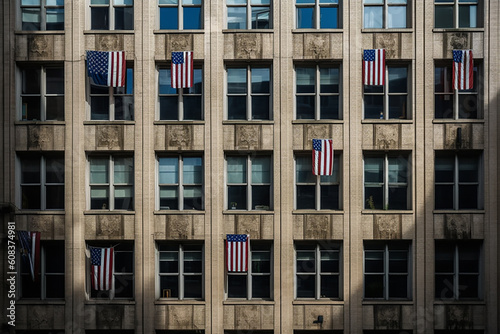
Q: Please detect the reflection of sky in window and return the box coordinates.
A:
[227,68,247,94]
[159,158,179,184]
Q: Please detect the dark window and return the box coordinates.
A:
[227,0,271,29]
[90,0,134,30]
[296,0,340,29]
[159,0,202,30]
[364,0,409,29]
[20,0,64,31]
[435,0,481,28]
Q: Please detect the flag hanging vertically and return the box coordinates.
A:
[17,231,41,282]
[363,49,385,86]
[312,139,334,176]
[86,50,126,87]
[452,50,474,90]
[226,234,249,272]
[90,246,114,290]
[171,51,193,88]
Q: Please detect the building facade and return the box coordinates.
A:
[1,1,499,333]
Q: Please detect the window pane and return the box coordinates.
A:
[296,275,315,298]
[459,5,477,28]
[252,185,270,209]
[160,186,179,210]
[227,0,247,3]
[296,68,315,93]
[388,67,407,93]
[296,251,315,273]
[183,96,202,120]
[114,96,134,120]
[320,68,339,93]
[297,8,314,28]
[459,244,480,273]
[227,157,246,183]
[364,95,384,119]
[159,69,176,94]
[435,274,455,299]
[319,95,339,119]
[228,186,247,209]
[115,251,133,272]
[21,275,41,298]
[321,184,339,210]
[46,185,64,209]
[297,185,315,209]
[22,0,41,4]
[46,275,65,298]
[252,275,270,298]
[228,96,247,120]
[364,275,384,298]
[159,158,179,184]
[458,185,478,209]
[228,275,247,298]
[365,186,383,209]
[160,96,179,120]
[22,68,41,94]
[90,96,110,120]
[458,157,479,182]
[364,157,383,182]
[252,96,270,120]
[435,243,454,273]
[365,250,384,273]
[90,159,108,183]
[458,274,478,298]
[388,186,407,210]
[114,0,133,4]
[364,0,384,3]
[114,186,133,210]
[227,7,247,29]
[160,276,179,298]
[115,7,134,30]
[321,251,339,272]
[184,276,202,298]
[320,7,338,29]
[435,6,453,28]
[435,185,454,209]
[46,8,64,30]
[160,7,178,29]
[184,7,202,29]
[45,96,64,120]
[45,244,65,272]
[160,251,179,273]
[47,0,64,4]
[252,251,271,273]
[91,0,109,3]
[364,6,383,29]
[90,187,109,209]
[251,68,270,93]
[296,95,315,119]
[252,157,270,183]
[320,275,339,298]
[389,275,408,298]
[184,251,202,272]
[184,157,203,184]
[46,68,64,94]
[435,156,454,182]
[388,157,407,183]
[228,68,247,94]
[388,6,406,28]
[114,158,134,184]
[389,251,407,273]
[91,7,109,30]
[22,8,41,31]
[21,185,41,209]
[252,0,269,4]
[435,67,453,93]
[22,96,41,120]
[252,7,270,29]
[184,186,202,209]
[435,94,454,118]
[21,157,40,183]
[459,95,478,119]
[388,95,407,119]
[296,156,314,183]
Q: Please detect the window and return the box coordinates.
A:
[226,66,271,120]
[20,241,64,299]
[18,154,64,210]
[159,67,203,120]
[435,152,482,210]
[295,65,341,120]
[295,154,341,210]
[435,241,481,300]
[226,154,272,210]
[434,64,480,119]
[20,0,64,31]
[158,155,203,210]
[158,243,203,299]
[227,0,271,29]
[89,67,134,120]
[435,0,481,28]
[364,153,411,210]
[89,155,134,210]
[159,0,203,30]
[364,65,409,119]
[19,65,64,121]
[227,242,272,299]
[363,0,409,29]
[295,242,341,299]
[89,243,134,299]
[364,241,411,300]
[90,0,134,30]
[295,0,340,29]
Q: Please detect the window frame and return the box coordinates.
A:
[89,0,134,31]
[363,0,410,29]
[363,64,411,120]
[19,0,65,31]
[158,0,203,30]
[294,242,342,300]
[19,241,65,299]
[225,64,272,121]
[158,65,204,121]
[226,242,273,300]
[226,0,271,30]
[363,153,412,210]
[225,153,273,211]
[363,241,412,300]
[434,0,482,29]
[295,0,341,29]
[88,155,134,211]
[157,154,204,211]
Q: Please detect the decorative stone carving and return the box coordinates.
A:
[376,34,398,59]
[446,305,472,330]
[96,305,124,329]
[305,125,330,146]
[29,216,53,235]
[166,216,190,239]
[235,305,261,329]
[96,125,123,149]
[375,125,399,150]
[236,125,260,150]
[170,34,192,53]
[305,34,329,59]
[97,215,123,237]
[28,125,51,149]
[374,305,401,330]
[304,215,330,239]
[374,215,401,239]
[29,35,50,58]
[445,214,470,239]
[444,124,471,149]
[235,34,260,59]
[97,35,122,51]
[448,32,469,50]
[167,125,192,148]
[236,215,260,238]
[30,306,51,329]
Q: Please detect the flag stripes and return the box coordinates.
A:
[86,50,126,87]
[226,234,249,272]
[171,51,194,89]
[17,231,41,282]
[452,50,474,90]
[363,49,385,86]
[90,247,114,291]
[312,139,334,176]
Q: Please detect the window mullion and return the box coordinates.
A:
[110,157,115,210]
[179,90,184,120]
[247,2,251,29]
[179,245,184,300]
[384,67,389,119]
[179,2,184,30]
[454,155,459,209]
[316,245,320,299]
[384,245,389,300]
[247,248,252,300]
[384,156,389,208]
[179,157,184,210]
[41,67,47,121]
[315,66,320,120]
[454,245,459,299]
[41,246,46,299]
[315,1,320,28]
[316,175,321,211]
[247,67,252,120]
[40,156,46,210]
[247,156,252,210]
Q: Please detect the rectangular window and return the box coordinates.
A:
[435,241,481,300]
[226,66,271,120]
[295,154,341,210]
[435,0,481,28]
[90,0,134,30]
[296,0,340,29]
[435,152,482,210]
[90,67,134,120]
[159,66,203,120]
[364,65,409,119]
[158,155,203,210]
[364,241,411,300]
[364,153,411,210]
[20,65,64,121]
[226,154,272,210]
[89,155,134,210]
[20,0,64,31]
[363,0,409,29]
[20,241,64,299]
[227,242,272,300]
[295,65,341,120]
[158,243,203,300]
[159,0,203,30]
[434,64,480,119]
[19,154,64,210]
[89,243,134,299]
[227,0,271,29]
[295,242,341,299]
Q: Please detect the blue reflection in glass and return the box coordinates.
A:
[297,8,314,28]
[320,7,337,28]
[160,7,178,29]
[184,7,202,29]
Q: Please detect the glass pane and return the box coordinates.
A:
[458,156,479,182]
[459,244,480,273]
[388,186,408,210]
[160,7,178,29]
[321,251,339,272]
[389,275,408,298]
[183,157,203,184]
[296,251,315,273]
[252,185,270,209]
[114,7,134,30]
[364,95,384,119]
[183,0,201,4]
[45,244,64,273]
[365,250,384,273]
[228,275,247,298]
[227,0,247,3]
[435,274,454,299]
[21,275,41,298]
[159,69,176,94]
[389,251,408,273]
[183,185,202,210]
[22,68,41,94]
[21,185,41,209]
[388,67,407,93]
[388,95,407,119]
[320,184,339,210]
[159,157,179,184]
[22,8,41,30]
[459,5,477,28]
[114,158,134,184]
[320,95,339,119]
[160,251,179,273]
[388,0,407,3]
[296,68,315,93]
[320,68,339,93]
[252,7,270,29]
[364,6,383,29]
[252,276,270,298]
[364,275,384,298]
[115,251,133,272]
[46,8,64,30]
[160,276,179,298]
[458,275,479,298]
[184,7,202,29]
[228,96,247,120]
[227,7,247,29]
[91,7,109,30]
[296,275,315,298]
[251,68,270,93]
[114,96,134,120]
[435,185,454,209]
[91,0,109,3]
[252,157,270,183]
[46,157,64,183]
[435,156,455,183]
[160,96,179,120]
[159,0,178,3]
[435,243,454,273]
[320,0,338,2]
[183,96,202,120]
[388,6,406,28]
[459,95,478,119]
[184,251,202,273]
[22,0,41,4]
[90,159,108,183]
[46,275,65,298]
[297,185,315,209]
[251,0,270,4]
[252,96,270,120]
[435,66,453,93]
[296,156,315,183]
[90,96,110,120]
[252,251,271,273]
[296,95,315,119]
[320,7,338,29]
[21,157,40,183]
[227,157,246,183]
[435,6,453,28]
[320,275,339,298]
[227,68,247,93]
[388,157,407,183]
[364,157,383,182]
[46,0,64,5]
[228,186,247,209]
[159,186,178,210]
[296,0,315,3]
[364,0,384,3]
[46,185,64,209]
[185,68,203,94]
[90,187,109,209]
[365,186,383,209]
[115,0,133,5]
[46,67,64,93]
[297,7,314,29]
[184,276,202,298]
[22,96,40,120]
[114,186,133,210]
[458,185,478,209]
[435,94,454,118]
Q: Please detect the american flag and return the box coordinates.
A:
[86,50,126,87]
[312,139,334,176]
[363,49,385,86]
[90,247,114,290]
[171,51,193,88]
[17,231,41,282]
[226,234,249,272]
[453,50,474,90]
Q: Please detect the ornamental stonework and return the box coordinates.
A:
[375,33,399,59]
[96,305,124,329]
[97,215,123,238]
[29,35,51,59]
[375,124,399,150]
[445,214,470,239]
[374,215,402,239]
[236,125,260,150]
[96,34,123,51]
[374,305,401,330]
[167,125,192,149]
[96,125,123,149]
[168,34,192,54]
[446,305,472,330]
[28,125,51,149]
[304,34,329,59]
[235,34,261,59]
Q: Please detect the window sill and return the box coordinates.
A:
[432,119,484,124]
[154,120,205,125]
[84,30,135,34]
[223,210,274,215]
[223,29,274,34]
[292,210,344,215]
[362,300,413,305]
[433,210,485,214]
[154,210,205,215]
[293,300,343,305]
[16,300,65,305]
[84,120,135,125]
[14,30,64,35]
[361,210,413,215]
[361,119,413,124]
[15,210,65,215]
[85,299,136,305]
[223,120,274,125]
[155,299,205,305]
[433,300,485,305]
[292,120,343,124]
[83,210,135,215]
[223,300,275,305]
[292,29,343,34]
[432,28,484,33]
[361,28,413,33]
[154,30,204,34]
[15,120,65,125]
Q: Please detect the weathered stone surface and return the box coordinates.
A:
[16,125,65,151]
[235,33,262,59]
[293,33,343,59]
[224,304,274,329]
[167,125,193,149]
[224,215,274,239]
[155,214,205,240]
[97,215,123,237]
[374,215,402,239]
[374,305,401,330]
[375,124,399,149]
[96,305,124,329]
[16,305,65,329]
[293,304,344,329]
[96,34,124,51]
[304,215,331,239]
[446,305,473,330]
[28,35,53,59]
[304,34,330,59]
[168,34,193,54]
[375,33,400,59]
[444,214,471,239]
[166,215,191,239]
[236,124,261,150]
[96,125,124,150]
